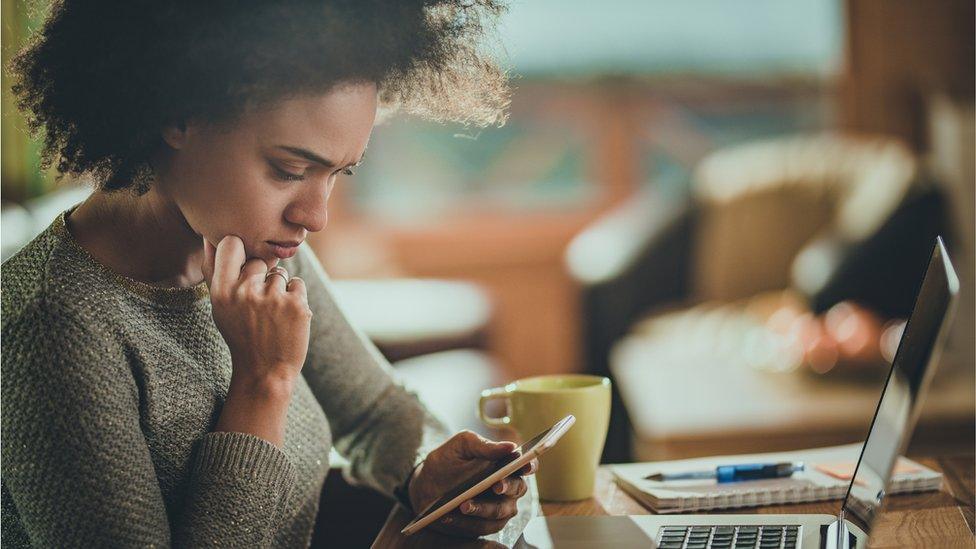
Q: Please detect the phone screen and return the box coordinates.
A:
[410,423,560,521]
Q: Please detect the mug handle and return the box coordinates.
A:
[478,386,512,428]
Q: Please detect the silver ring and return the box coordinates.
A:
[265,267,289,284]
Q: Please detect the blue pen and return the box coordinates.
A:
[644,462,805,483]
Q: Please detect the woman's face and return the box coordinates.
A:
[159,82,377,267]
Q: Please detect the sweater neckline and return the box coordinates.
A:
[53,206,210,307]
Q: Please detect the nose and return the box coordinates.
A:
[285,184,330,233]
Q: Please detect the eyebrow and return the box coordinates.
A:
[275,145,366,168]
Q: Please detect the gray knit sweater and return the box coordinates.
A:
[0,208,450,547]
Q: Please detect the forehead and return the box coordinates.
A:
[237,83,377,160]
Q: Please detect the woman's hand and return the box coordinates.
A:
[203,235,313,446]
[408,431,538,538]
[203,235,312,384]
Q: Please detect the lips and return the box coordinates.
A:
[268,240,302,259]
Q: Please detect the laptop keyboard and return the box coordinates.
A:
[656,525,800,549]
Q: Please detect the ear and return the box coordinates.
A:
[161,121,190,150]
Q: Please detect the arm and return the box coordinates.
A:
[203,236,312,449]
[286,244,451,495]
[284,246,539,538]
[1,300,296,547]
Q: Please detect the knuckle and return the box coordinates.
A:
[233,285,249,301]
[240,285,259,302]
[221,291,236,306]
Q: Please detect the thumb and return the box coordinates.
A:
[202,238,216,288]
[454,431,518,461]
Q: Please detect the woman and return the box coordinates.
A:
[1,0,533,546]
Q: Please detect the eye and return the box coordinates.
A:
[341,167,356,177]
[271,164,306,182]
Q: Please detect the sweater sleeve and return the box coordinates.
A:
[287,245,452,496]
[1,298,296,548]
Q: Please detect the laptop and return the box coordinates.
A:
[518,237,959,549]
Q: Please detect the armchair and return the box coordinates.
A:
[566,134,951,462]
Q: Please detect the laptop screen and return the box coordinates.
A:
[841,237,959,531]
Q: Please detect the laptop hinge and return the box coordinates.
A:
[822,510,854,549]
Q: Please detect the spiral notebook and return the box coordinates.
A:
[609,443,943,514]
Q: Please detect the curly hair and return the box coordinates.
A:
[10,0,511,193]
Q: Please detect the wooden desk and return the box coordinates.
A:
[372,456,974,548]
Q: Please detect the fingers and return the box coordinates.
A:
[454,431,518,461]
[438,512,509,537]
[240,258,268,282]
[518,458,539,476]
[264,266,289,293]
[211,235,246,292]
[202,238,217,287]
[490,476,527,498]
[460,496,520,521]
[286,276,307,299]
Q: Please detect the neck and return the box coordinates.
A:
[69,186,206,288]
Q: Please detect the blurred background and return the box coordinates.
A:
[3,0,974,471]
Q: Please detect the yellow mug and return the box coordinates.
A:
[478,374,611,501]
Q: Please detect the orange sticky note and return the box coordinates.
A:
[815,458,922,480]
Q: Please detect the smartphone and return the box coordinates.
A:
[400,414,576,536]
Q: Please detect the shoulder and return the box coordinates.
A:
[2,222,123,377]
[2,220,63,319]
[3,215,125,332]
